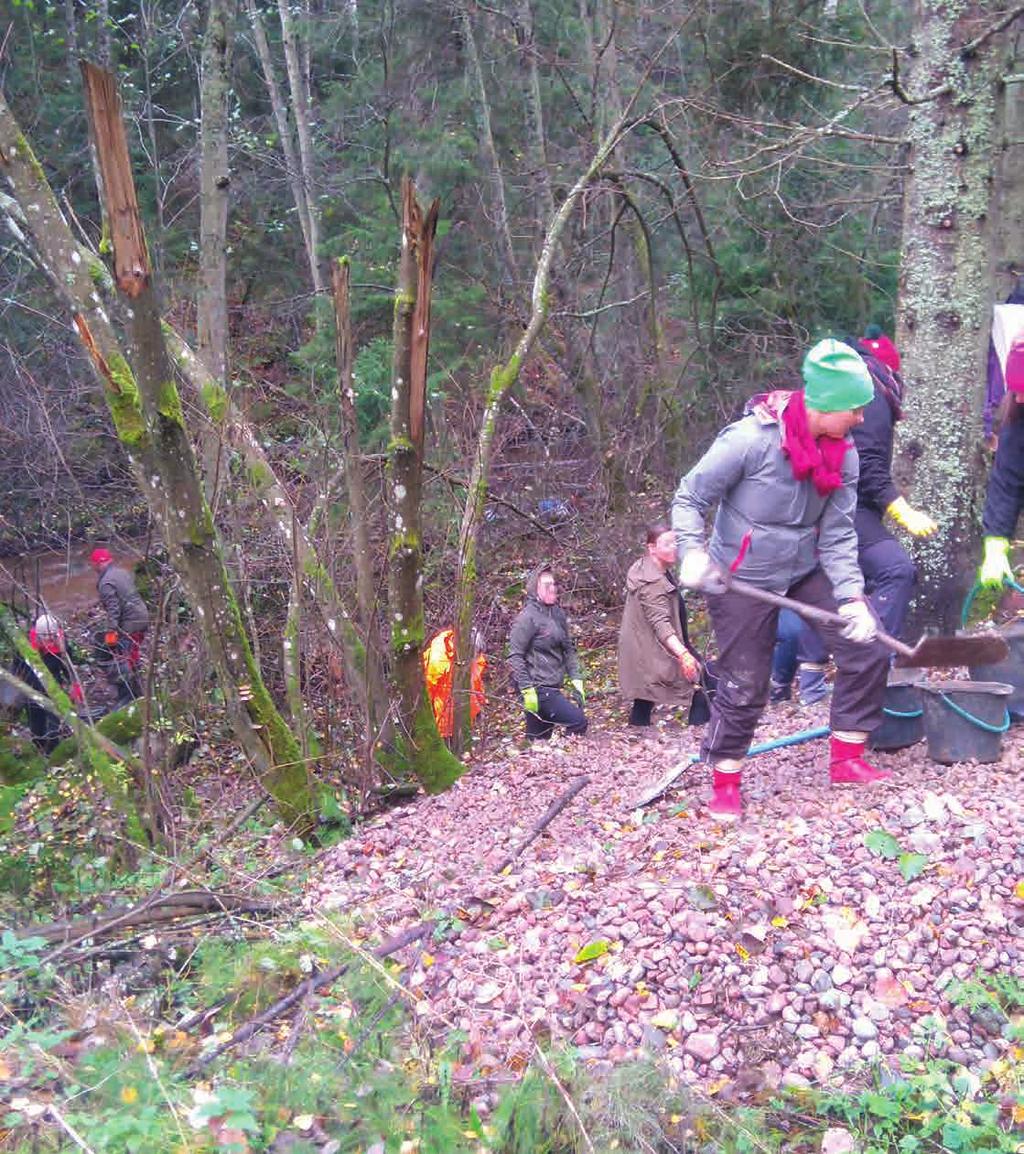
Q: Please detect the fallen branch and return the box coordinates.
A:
[186,921,431,1074]
[27,891,276,952]
[493,775,591,874]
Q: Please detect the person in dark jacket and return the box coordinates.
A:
[508,564,587,740]
[90,547,149,701]
[673,339,892,820]
[770,339,936,705]
[618,523,700,727]
[12,614,83,754]
[978,312,1024,587]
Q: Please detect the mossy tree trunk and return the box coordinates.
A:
[79,62,312,828]
[893,2,1010,629]
[385,177,462,793]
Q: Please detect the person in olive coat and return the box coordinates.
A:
[508,564,587,740]
[618,523,699,726]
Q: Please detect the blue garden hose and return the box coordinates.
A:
[882,705,922,719]
[684,724,830,764]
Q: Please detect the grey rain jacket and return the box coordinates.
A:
[97,564,150,634]
[507,564,581,691]
[671,399,865,603]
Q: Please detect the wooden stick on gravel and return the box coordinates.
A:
[493,775,590,874]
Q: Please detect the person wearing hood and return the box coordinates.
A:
[672,338,892,820]
[618,523,700,727]
[508,564,587,740]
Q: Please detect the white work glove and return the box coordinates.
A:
[679,549,727,594]
[838,599,877,644]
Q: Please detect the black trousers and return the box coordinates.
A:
[629,699,655,726]
[525,686,588,740]
[797,534,918,664]
[702,567,889,762]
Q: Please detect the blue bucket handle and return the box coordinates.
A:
[961,576,1024,629]
[882,705,923,719]
[938,693,1010,734]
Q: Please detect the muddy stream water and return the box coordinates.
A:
[0,541,145,620]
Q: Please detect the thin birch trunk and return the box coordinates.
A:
[332,258,388,744]
[244,0,322,295]
[276,0,324,295]
[197,0,234,505]
[455,0,518,289]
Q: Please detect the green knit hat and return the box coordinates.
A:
[801,339,874,412]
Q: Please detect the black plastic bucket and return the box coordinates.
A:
[920,680,1012,765]
[869,672,924,751]
[969,623,1024,723]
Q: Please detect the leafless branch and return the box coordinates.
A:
[961,4,1024,58]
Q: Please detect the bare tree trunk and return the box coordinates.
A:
[197,0,234,505]
[332,258,388,745]
[79,62,312,826]
[386,178,462,793]
[455,0,518,291]
[893,1,1006,629]
[450,109,638,750]
[244,0,322,295]
[515,0,555,245]
[276,0,324,294]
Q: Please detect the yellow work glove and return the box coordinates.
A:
[570,678,586,705]
[522,687,539,714]
[979,536,1013,587]
[887,496,937,538]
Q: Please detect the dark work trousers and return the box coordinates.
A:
[629,699,655,726]
[796,535,917,665]
[525,685,588,740]
[702,567,890,762]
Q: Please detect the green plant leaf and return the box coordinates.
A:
[898,853,929,882]
[864,828,901,860]
[573,939,610,964]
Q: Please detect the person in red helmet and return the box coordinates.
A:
[11,614,83,754]
[89,547,150,702]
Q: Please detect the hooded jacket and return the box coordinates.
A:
[617,554,690,704]
[507,564,580,691]
[671,396,864,602]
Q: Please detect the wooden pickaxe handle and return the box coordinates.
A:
[722,574,915,661]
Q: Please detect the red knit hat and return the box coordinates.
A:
[862,325,901,373]
[993,304,1024,393]
[90,547,113,566]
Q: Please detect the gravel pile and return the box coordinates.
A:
[307,713,1024,1093]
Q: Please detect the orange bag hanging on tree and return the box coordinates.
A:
[422,628,487,739]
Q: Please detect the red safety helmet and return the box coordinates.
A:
[90,547,113,566]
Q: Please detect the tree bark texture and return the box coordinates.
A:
[893,2,1008,628]
[79,62,312,826]
[385,177,462,793]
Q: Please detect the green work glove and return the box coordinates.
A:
[570,678,586,705]
[522,687,539,714]
[979,536,1013,587]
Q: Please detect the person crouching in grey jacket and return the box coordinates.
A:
[671,339,891,820]
[508,564,587,740]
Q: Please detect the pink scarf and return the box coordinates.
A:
[749,389,850,496]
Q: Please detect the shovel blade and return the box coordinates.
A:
[895,633,1010,669]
